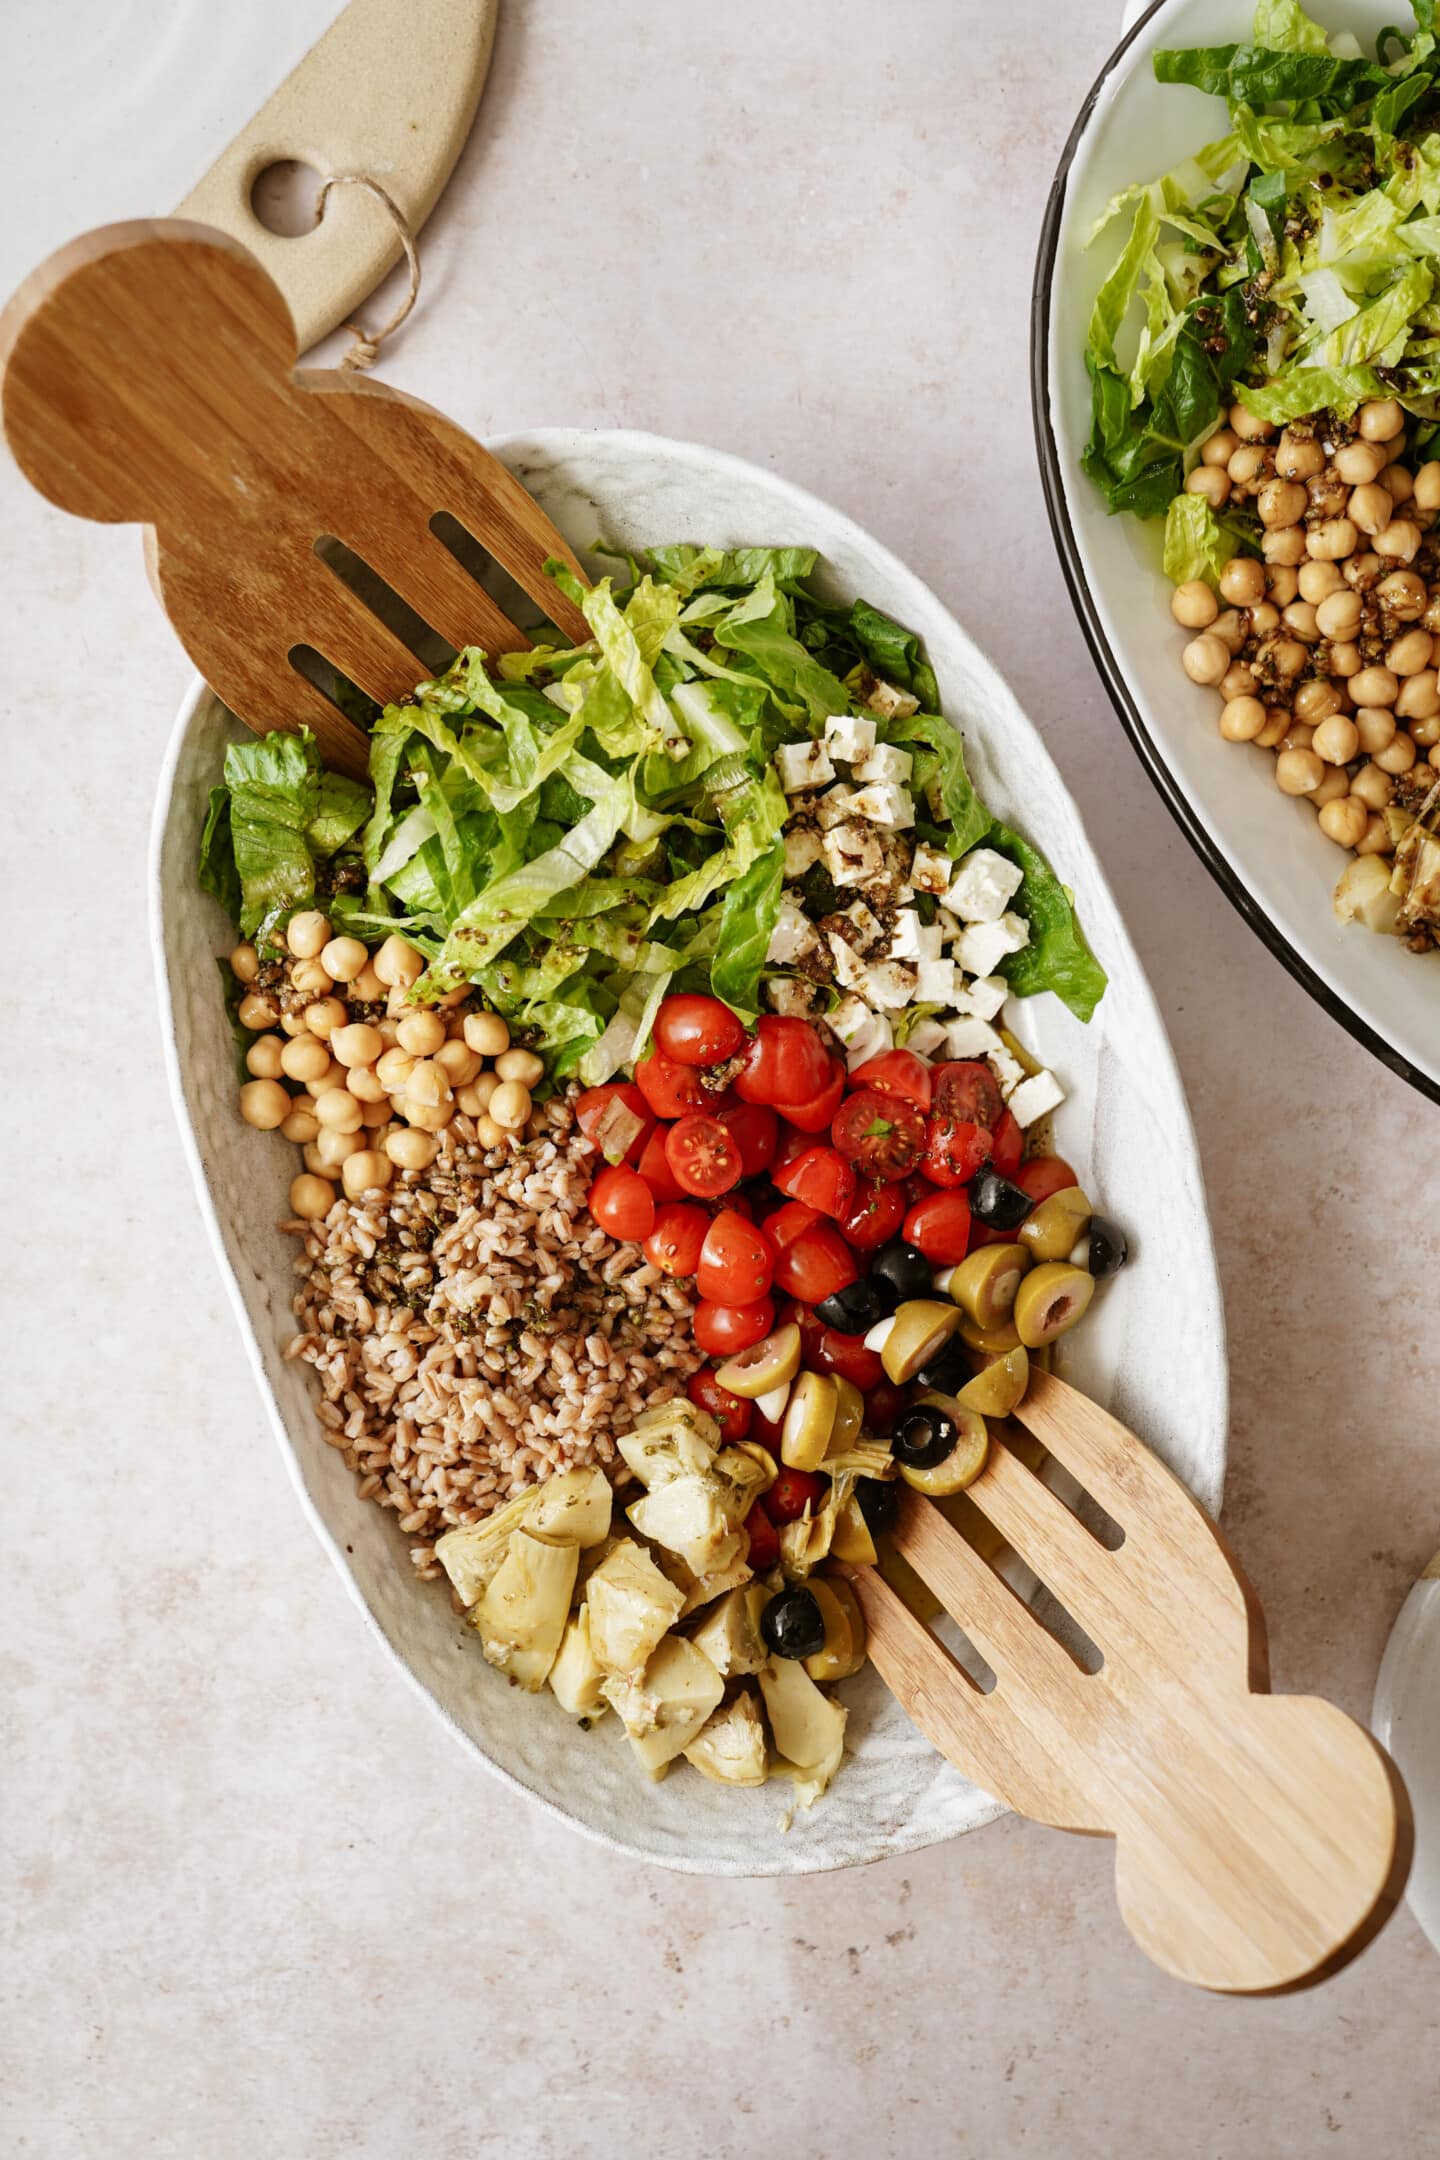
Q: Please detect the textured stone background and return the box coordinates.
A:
[3,4,1437,2154]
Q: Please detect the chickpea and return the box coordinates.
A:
[435,1040,483,1087]
[1318,796,1369,849]
[1311,714,1360,765]
[1310,768,1352,808]
[1334,439,1389,485]
[489,1080,532,1130]
[1308,472,1352,521]
[331,1022,385,1069]
[279,1011,310,1039]
[1187,466,1231,510]
[1256,476,1305,528]
[396,1011,447,1056]
[385,1127,439,1171]
[304,996,347,1039]
[1275,747,1325,796]
[1255,706,1291,748]
[1182,634,1230,687]
[315,1088,364,1134]
[1202,427,1240,468]
[1355,707,1398,756]
[245,1033,285,1079]
[303,1059,346,1099]
[282,1106,320,1144]
[1425,597,1440,634]
[1430,742,1440,768]
[302,1142,326,1176]
[1248,602,1281,636]
[238,989,278,1031]
[360,1096,393,1129]
[406,1058,452,1108]
[341,1150,392,1200]
[1349,665,1399,709]
[1298,559,1344,605]
[280,1034,331,1084]
[1411,712,1440,747]
[349,963,386,1004]
[1231,401,1274,441]
[460,1010,510,1058]
[1386,465,1415,506]
[1220,556,1266,606]
[1374,519,1423,563]
[315,1125,363,1168]
[239,1078,291,1130]
[457,1073,500,1117]
[1412,461,1440,511]
[373,935,424,990]
[1275,429,1325,481]
[1266,637,1310,681]
[346,1062,389,1103]
[320,936,368,984]
[401,1096,453,1133]
[1376,732,1418,774]
[1308,518,1358,561]
[1389,628,1433,678]
[1343,550,1383,589]
[1312,589,1360,642]
[1359,398,1405,443]
[230,942,260,984]
[1347,483,1392,537]
[1328,642,1362,677]
[1220,695,1267,742]
[1265,564,1301,605]
[375,1047,417,1093]
[376,1018,401,1047]
[289,1173,336,1220]
[1281,720,1316,753]
[1208,608,1244,654]
[1228,444,1272,488]
[1221,663,1259,702]
[1262,525,1308,567]
[1355,813,1394,856]
[474,1113,509,1150]
[1281,600,1319,644]
[285,911,331,960]
[1379,570,1428,620]
[1352,762,1394,810]
[1294,679,1343,725]
[494,1047,545,1087]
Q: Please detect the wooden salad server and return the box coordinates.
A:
[0,219,591,781]
[841,1370,1412,1993]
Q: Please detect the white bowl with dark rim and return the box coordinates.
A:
[151,426,1227,1873]
[1033,0,1440,1106]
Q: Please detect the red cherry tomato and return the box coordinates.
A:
[904,1188,974,1264]
[779,1296,828,1368]
[932,1059,1004,1131]
[831,1087,926,1182]
[773,1222,859,1304]
[863,1379,905,1436]
[990,1108,1023,1178]
[839,1179,908,1252]
[772,1143,857,1220]
[654,992,747,1068]
[1015,1154,1079,1204]
[772,1054,847,1135]
[635,1048,734,1120]
[735,1015,832,1107]
[766,1200,822,1251]
[719,1102,778,1178]
[774,1120,817,1174]
[749,1406,785,1457]
[697,1211,775,1304]
[768,1465,826,1524]
[574,1082,654,1166]
[744,1500,781,1568]
[922,1114,991,1189]
[643,1201,710,1276]
[635,1124,685,1203]
[664,1113,742,1198]
[687,1367,753,1444]
[813,1326,884,1390]
[587,1164,656,1242]
[717,1190,755,1222]
[692,1296,775,1356]
[848,1047,933,1113]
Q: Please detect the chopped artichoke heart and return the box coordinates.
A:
[780,1732,846,1809]
[602,1635,725,1777]
[684,1690,770,1786]
[679,1552,754,1618]
[626,1473,747,1578]
[687,1583,770,1677]
[779,1499,838,1576]
[548,1607,609,1717]
[434,1487,539,1607]
[527,1464,616,1548]
[713,1444,776,1511]
[583,1538,686,1674]
[436,1465,616,1607]
[616,1423,717,1490]
[631,1398,721,1446]
[759,1655,848,1775]
[473,1529,578,1690]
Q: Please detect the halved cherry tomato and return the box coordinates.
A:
[773,1222,859,1304]
[1015,1154,1079,1203]
[692,1296,775,1356]
[636,1048,733,1120]
[838,1179,907,1252]
[766,1200,822,1251]
[664,1113,742,1198]
[575,1082,654,1167]
[716,1190,754,1221]
[744,1500,781,1568]
[749,1406,785,1457]
[635,1124,685,1203]
[687,1367,753,1444]
[772,1054,846,1135]
[643,1201,709,1276]
[654,992,746,1068]
[990,1108,1023,1178]
[903,1187,974,1264]
[735,1015,832,1107]
[772,1143,856,1221]
[831,1088,926,1182]
[719,1102,778,1178]
[922,1114,990,1189]
[587,1164,656,1242]
[848,1047,933,1113]
[768,1465,825,1524]
[813,1326,884,1390]
[863,1379,905,1436]
[774,1120,817,1174]
[932,1059,1004,1131]
[697,1211,775,1304]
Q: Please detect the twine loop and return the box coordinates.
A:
[313,173,421,372]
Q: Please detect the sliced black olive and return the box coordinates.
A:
[1085,1216,1129,1279]
[816,1277,888,1335]
[910,1337,972,1395]
[892,1404,958,1471]
[871,1239,933,1305]
[761,1586,827,1661]
[856,1476,900,1534]
[968,1165,1034,1231]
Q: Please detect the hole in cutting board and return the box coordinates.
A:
[251,160,325,239]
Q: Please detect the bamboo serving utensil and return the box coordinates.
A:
[0,220,590,780]
[842,1368,1411,1993]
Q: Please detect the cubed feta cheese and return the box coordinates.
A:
[822,713,878,763]
[840,899,883,950]
[936,908,963,945]
[905,1018,950,1059]
[775,740,835,793]
[1007,1069,1065,1128]
[827,933,870,991]
[849,782,915,830]
[944,1015,1004,1058]
[783,825,822,879]
[954,912,1028,977]
[911,843,953,897]
[947,847,1026,925]
[767,894,818,965]
[854,742,913,786]
[764,977,819,1016]
[987,1047,1027,1098]
[828,996,894,1068]
[915,957,958,1003]
[822,822,885,887]
[861,959,919,1011]
[955,974,1008,1022]
[814,786,862,830]
[865,679,920,720]
[889,909,943,961]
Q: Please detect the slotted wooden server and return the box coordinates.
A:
[842,1369,1411,1993]
[0,219,591,780]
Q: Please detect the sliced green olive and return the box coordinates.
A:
[829,1492,878,1565]
[717,1322,801,1400]
[1018,1186,1092,1263]
[781,1370,839,1471]
[824,1374,865,1459]
[948,1243,1030,1329]
[880,1299,963,1385]
[1013,1261,1095,1348]
[804,1575,867,1682]
[899,1396,990,1495]
[957,1312,1022,1355]
[956,1344,1030,1417]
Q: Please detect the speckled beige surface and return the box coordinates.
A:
[3,3,1438,2154]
